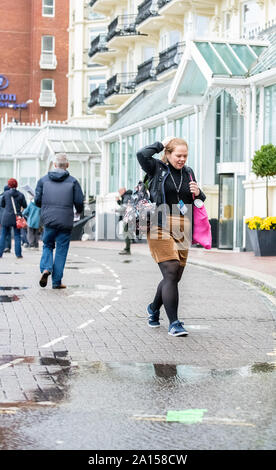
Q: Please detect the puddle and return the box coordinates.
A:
[0,272,23,275]
[0,295,21,302]
[0,287,28,291]
[0,360,275,450]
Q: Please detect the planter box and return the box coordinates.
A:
[247,228,276,256]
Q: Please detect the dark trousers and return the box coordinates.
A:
[0,225,11,249]
[27,227,40,247]
[0,225,21,257]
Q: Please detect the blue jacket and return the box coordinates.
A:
[22,201,41,229]
[35,170,84,232]
[0,188,27,227]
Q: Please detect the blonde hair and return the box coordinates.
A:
[161,138,189,164]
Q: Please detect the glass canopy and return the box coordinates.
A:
[194,41,266,77]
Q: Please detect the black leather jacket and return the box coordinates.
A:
[136,141,206,208]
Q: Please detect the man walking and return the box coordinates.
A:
[35,153,84,289]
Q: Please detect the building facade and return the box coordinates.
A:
[0,0,69,124]
[84,0,276,250]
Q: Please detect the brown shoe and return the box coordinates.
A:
[52,284,67,289]
[39,270,51,287]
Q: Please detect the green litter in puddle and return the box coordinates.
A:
[166,409,207,424]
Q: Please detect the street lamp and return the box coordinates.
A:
[8,99,33,123]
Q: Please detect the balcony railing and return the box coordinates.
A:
[39,91,56,107]
[157,0,171,8]
[107,15,139,42]
[104,73,137,98]
[88,85,106,108]
[136,57,158,84]
[156,42,185,75]
[135,0,159,26]
[39,53,57,70]
[88,34,108,58]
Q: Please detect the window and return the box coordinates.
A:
[195,15,209,38]
[41,78,54,92]
[42,36,54,54]
[215,92,244,165]
[242,1,261,37]
[109,142,120,193]
[88,76,105,96]
[42,0,55,17]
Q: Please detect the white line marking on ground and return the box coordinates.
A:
[112,297,119,302]
[40,336,68,348]
[77,319,95,329]
[117,290,122,295]
[0,358,24,371]
[99,305,111,313]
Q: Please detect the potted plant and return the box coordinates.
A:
[246,144,276,256]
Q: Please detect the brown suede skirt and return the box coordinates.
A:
[147,215,190,267]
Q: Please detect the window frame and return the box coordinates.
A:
[42,0,55,18]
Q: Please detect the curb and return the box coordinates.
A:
[187,258,276,298]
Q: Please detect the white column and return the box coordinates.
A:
[245,88,252,178]
[164,116,168,136]
[198,107,203,186]
[13,158,17,179]
[194,105,199,180]
[90,159,94,196]
[73,0,85,118]
[36,158,40,181]
[258,85,264,148]
[119,134,123,187]
[139,126,143,180]
[81,160,85,194]
[85,160,89,203]
[251,84,256,158]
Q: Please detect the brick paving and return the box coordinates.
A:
[0,243,275,405]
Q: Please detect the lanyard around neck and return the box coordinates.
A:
[169,168,183,200]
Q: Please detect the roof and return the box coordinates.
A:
[0,124,39,157]
[100,79,190,137]
[250,25,276,75]
[15,124,101,159]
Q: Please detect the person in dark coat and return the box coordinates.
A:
[35,153,84,289]
[0,185,12,253]
[0,179,27,258]
[116,187,133,255]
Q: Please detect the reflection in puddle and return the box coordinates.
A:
[0,295,21,303]
[0,287,28,291]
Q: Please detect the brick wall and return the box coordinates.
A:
[0,0,69,124]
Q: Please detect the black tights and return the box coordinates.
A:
[151,260,185,325]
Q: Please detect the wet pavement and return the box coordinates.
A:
[0,245,275,450]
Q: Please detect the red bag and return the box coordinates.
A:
[16,216,27,229]
[11,196,27,229]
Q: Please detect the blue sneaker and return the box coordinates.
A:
[147,304,160,328]
[168,320,189,337]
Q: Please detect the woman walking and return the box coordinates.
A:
[0,179,27,259]
[137,137,206,337]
